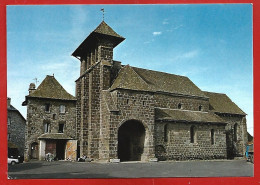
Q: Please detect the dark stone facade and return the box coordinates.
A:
[7,98,26,157]
[24,98,76,161]
[23,21,248,163]
[23,76,77,161]
[72,21,248,162]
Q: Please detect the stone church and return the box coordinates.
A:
[23,20,248,162]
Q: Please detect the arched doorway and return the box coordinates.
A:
[118,120,145,161]
[31,142,39,159]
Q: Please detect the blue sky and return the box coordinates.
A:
[7,4,253,135]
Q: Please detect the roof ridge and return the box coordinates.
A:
[155,107,209,114]
[93,20,125,39]
[132,66,189,78]
[203,91,226,95]
[128,65,151,88]
[28,75,76,100]
[110,65,152,91]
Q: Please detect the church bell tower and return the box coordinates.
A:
[72,21,125,159]
[72,21,125,75]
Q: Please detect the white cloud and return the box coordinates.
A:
[173,24,183,30]
[166,24,183,32]
[162,19,169,25]
[181,50,199,59]
[172,49,199,62]
[153,32,162,36]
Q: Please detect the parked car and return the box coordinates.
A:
[8,157,19,165]
[245,144,254,163]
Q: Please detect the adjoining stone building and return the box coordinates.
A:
[72,21,248,162]
[7,97,26,158]
[22,75,77,161]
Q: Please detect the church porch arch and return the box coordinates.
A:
[117,119,151,162]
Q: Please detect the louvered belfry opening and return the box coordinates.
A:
[118,120,145,162]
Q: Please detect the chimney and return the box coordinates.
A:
[29,83,36,94]
[7,97,11,108]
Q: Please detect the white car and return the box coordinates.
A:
[8,158,19,165]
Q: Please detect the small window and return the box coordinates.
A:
[199,105,202,111]
[59,105,66,114]
[8,133,11,140]
[53,114,56,120]
[234,123,238,142]
[211,129,215,145]
[143,101,145,106]
[8,117,11,125]
[45,103,50,112]
[58,123,64,133]
[164,124,168,142]
[190,125,195,143]
[178,103,182,109]
[126,99,129,104]
[44,122,50,133]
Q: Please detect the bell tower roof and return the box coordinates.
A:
[93,21,124,38]
[72,21,125,59]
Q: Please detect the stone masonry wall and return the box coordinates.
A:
[87,64,101,159]
[107,89,156,161]
[99,91,111,160]
[8,110,26,156]
[217,114,247,158]
[154,93,209,112]
[24,98,76,161]
[155,122,227,160]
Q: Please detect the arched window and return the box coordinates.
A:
[190,125,195,143]
[199,105,202,111]
[211,129,215,145]
[234,123,238,142]
[164,124,168,142]
[178,103,182,109]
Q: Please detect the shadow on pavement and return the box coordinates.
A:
[8,162,44,172]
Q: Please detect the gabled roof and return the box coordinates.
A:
[155,108,226,124]
[110,65,207,98]
[93,21,124,38]
[27,75,76,101]
[72,21,125,58]
[203,91,246,115]
[8,105,26,122]
[110,65,153,92]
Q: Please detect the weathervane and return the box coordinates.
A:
[33,78,39,85]
[101,8,105,21]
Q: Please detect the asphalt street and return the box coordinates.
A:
[8,160,253,179]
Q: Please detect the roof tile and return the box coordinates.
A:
[203,91,246,115]
[155,108,226,124]
[28,75,76,101]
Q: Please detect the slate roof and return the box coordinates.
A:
[110,65,208,98]
[8,104,26,122]
[38,133,73,140]
[26,75,76,101]
[72,21,125,58]
[203,91,246,115]
[93,21,125,38]
[155,108,226,124]
[8,104,19,111]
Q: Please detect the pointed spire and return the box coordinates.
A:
[72,21,125,59]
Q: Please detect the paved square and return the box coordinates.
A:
[8,160,253,179]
